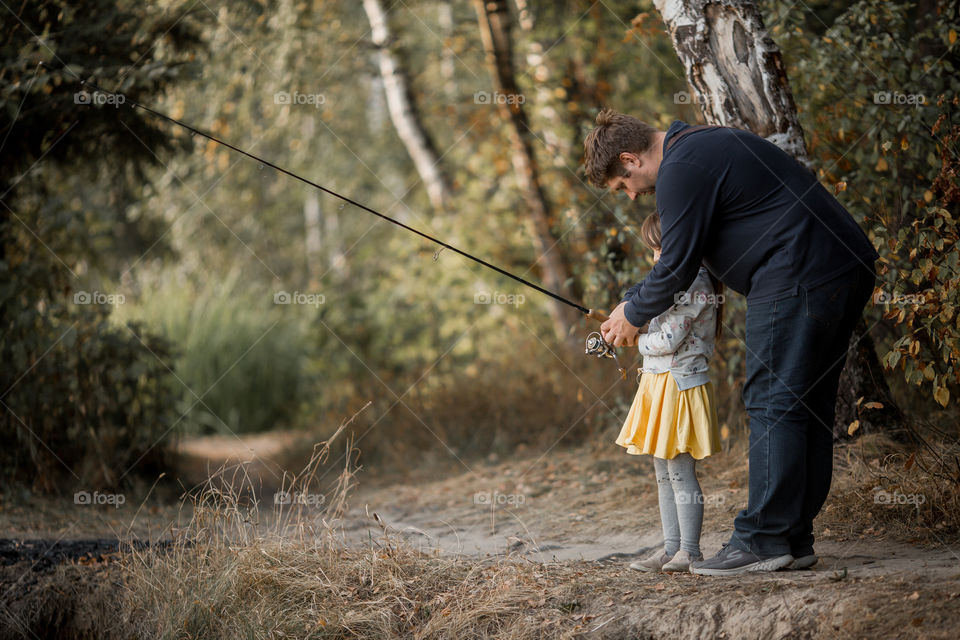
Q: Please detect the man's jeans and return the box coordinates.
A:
[729,262,876,556]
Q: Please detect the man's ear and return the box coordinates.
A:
[618,151,641,170]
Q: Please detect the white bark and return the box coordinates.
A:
[651,0,812,167]
[437,2,456,98]
[365,65,387,133]
[362,0,451,212]
[304,191,321,275]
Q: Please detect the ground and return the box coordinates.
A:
[1,432,958,638]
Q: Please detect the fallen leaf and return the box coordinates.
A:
[904,452,916,470]
[934,386,950,407]
[848,420,861,436]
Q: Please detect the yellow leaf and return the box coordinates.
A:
[901,138,909,151]
[876,157,888,172]
[721,424,731,440]
[863,401,884,410]
[950,29,957,45]
[834,180,847,195]
[934,386,950,407]
[848,420,861,436]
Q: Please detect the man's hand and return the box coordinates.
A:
[600,301,641,347]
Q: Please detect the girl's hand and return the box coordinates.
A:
[600,302,641,347]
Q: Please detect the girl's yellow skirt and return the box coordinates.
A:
[616,371,721,460]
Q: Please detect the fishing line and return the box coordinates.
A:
[59,69,593,316]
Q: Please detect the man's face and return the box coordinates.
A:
[605,152,655,200]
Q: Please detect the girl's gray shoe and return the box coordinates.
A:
[629,549,674,572]
[662,549,703,572]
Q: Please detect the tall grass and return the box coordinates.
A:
[121,406,567,639]
[121,271,312,434]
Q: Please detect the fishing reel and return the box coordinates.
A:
[585,332,626,379]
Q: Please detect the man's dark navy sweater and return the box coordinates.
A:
[621,121,880,328]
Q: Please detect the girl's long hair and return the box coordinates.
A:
[639,213,724,339]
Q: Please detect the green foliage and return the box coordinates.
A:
[878,98,960,407]
[764,0,960,411]
[0,0,204,490]
[0,190,179,489]
[1,0,204,191]
[121,274,311,434]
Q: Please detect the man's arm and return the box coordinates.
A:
[621,161,719,328]
[620,281,642,306]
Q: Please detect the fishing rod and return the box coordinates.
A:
[60,69,625,374]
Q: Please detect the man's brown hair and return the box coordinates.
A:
[583,108,657,187]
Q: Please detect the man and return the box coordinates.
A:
[584,109,879,576]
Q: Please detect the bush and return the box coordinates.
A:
[0,260,178,492]
[877,98,960,408]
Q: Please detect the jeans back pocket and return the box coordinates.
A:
[803,269,854,325]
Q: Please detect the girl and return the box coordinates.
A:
[617,212,723,573]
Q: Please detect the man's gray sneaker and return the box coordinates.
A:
[690,543,794,576]
[789,554,818,569]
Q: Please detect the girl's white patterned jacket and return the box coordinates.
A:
[633,266,717,391]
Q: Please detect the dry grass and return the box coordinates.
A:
[823,432,960,542]
[120,404,580,639]
[5,420,960,639]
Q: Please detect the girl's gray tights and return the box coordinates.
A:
[653,453,703,557]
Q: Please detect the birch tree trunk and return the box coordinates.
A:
[362,0,451,212]
[651,0,905,438]
[437,2,456,99]
[473,0,580,342]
